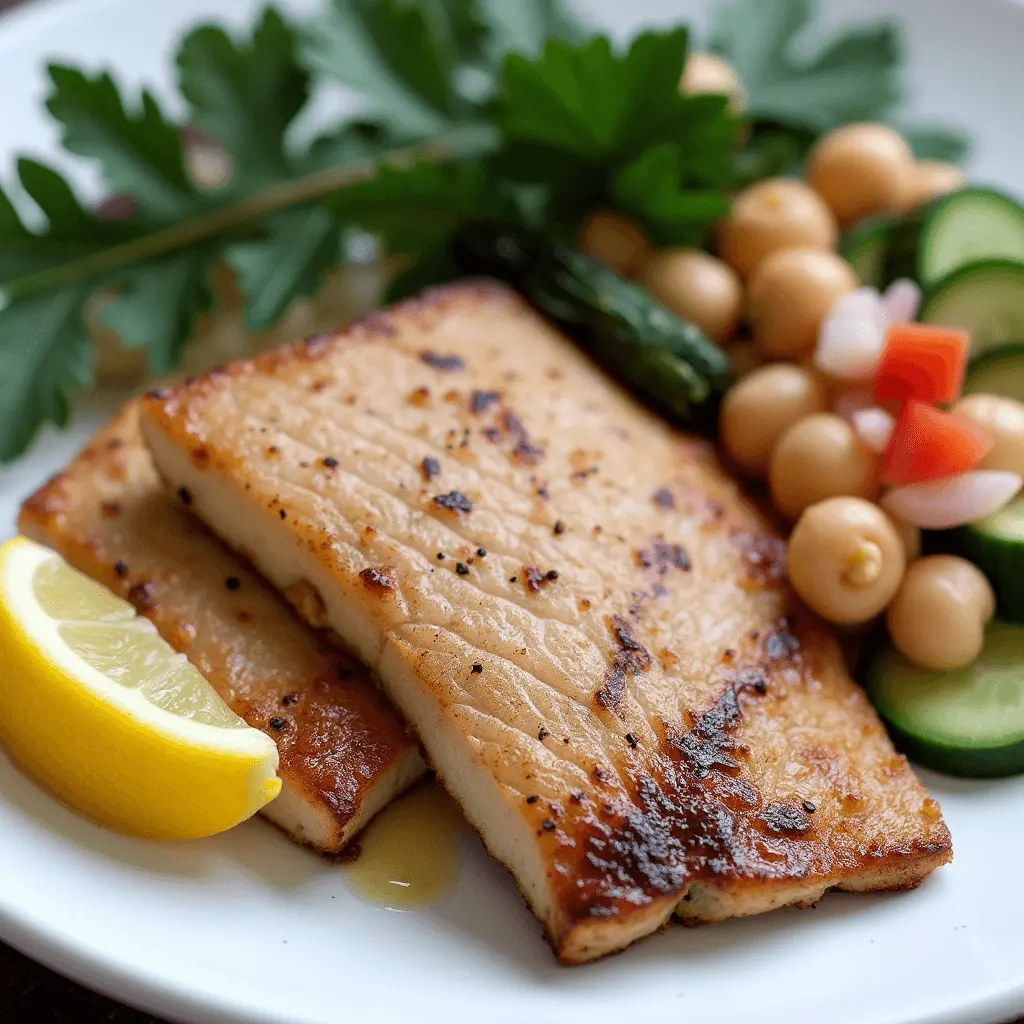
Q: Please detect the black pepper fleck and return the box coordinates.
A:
[541,819,556,832]
[803,800,817,814]
[421,456,441,481]
[652,487,675,509]
[420,351,465,373]
[509,576,518,583]
[545,569,559,581]
[476,547,487,558]
[114,560,129,578]
[279,509,287,520]
[471,664,483,674]
[625,732,639,749]
[553,520,565,535]
[281,694,300,707]
[322,456,339,468]
[538,728,550,741]
[432,490,473,515]
[526,795,539,804]
[456,561,470,575]
[269,717,287,731]
[437,552,445,560]
[225,576,241,590]
[177,487,192,506]
[470,390,501,413]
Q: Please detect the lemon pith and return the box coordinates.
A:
[0,537,281,839]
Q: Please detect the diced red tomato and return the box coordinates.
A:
[882,400,993,486]
[873,323,970,405]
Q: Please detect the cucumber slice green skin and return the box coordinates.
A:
[920,260,1024,359]
[880,718,1024,778]
[964,342,1024,402]
[918,188,1024,288]
[865,622,1024,779]
[961,498,1024,623]
[840,189,1024,293]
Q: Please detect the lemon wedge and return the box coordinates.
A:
[0,537,281,839]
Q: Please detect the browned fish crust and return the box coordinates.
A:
[19,404,424,853]
[140,281,951,962]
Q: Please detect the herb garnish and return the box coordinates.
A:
[712,0,970,183]
[0,0,966,462]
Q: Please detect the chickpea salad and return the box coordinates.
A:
[5,0,1020,780]
[569,94,1024,780]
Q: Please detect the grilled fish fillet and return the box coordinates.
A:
[140,282,951,962]
[19,403,424,854]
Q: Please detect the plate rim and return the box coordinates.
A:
[2,0,1024,1021]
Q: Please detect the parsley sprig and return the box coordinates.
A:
[712,0,969,182]
[0,0,966,462]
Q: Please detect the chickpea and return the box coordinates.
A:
[770,413,879,519]
[681,52,745,114]
[747,247,858,359]
[578,211,652,277]
[955,394,1024,477]
[717,178,838,278]
[788,498,907,624]
[720,365,828,477]
[886,556,995,670]
[643,249,742,340]
[898,161,967,211]
[807,123,915,225]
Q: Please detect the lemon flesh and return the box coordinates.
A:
[0,537,281,839]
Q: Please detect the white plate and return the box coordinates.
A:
[2,1,1024,1022]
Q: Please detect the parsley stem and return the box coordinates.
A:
[2,137,451,302]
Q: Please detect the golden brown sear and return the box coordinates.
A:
[140,282,950,963]
[19,404,424,854]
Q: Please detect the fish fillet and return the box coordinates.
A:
[19,403,424,854]
[140,282,951,962]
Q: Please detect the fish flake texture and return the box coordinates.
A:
[140,282,951,963]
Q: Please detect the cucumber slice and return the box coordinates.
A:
[962,496,1024,622]
[964,342,1024,401]
[843,219,891,287]
[920,260,1024,358]
[918,188,1024,288]
[866,622,1024,777]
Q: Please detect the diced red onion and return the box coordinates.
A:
[882,279,922,325]
[881,471,1023,529]
[852,407,895,453]
[834,287,888,331]
[815,312,886,379]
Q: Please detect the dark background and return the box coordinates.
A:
[0,0,1021,1022]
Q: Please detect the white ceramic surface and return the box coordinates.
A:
[1,2,1024,1022]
